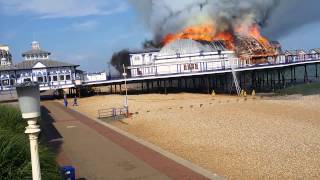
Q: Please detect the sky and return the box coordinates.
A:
[0,0,320,72]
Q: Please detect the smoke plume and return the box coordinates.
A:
[128,0,320,42]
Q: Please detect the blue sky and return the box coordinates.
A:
[0,0,320,72]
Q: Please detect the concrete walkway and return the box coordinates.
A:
[41,101,213,180]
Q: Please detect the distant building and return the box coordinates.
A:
[22,41,51,61]
[0,44,13,66]
[284,49,307,56]
[310,48,320,54]
[0,41,79,91]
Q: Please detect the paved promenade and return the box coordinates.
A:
[41,101,217,180]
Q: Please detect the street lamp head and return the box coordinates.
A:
[122,72,127,77]
[16,82,41,119]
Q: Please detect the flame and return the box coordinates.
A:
[162,23,273,54]
[247,25,271,49]
[162,24,235,49]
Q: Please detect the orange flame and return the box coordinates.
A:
[162,23,272,52]
[247,25,271,49]
[162,24,235,49]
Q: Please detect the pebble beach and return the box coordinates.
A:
[67,93,320,179]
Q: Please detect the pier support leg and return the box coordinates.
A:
[185,78,188,89]
[164,80,167,94]
[251,71,255,90]
[192,78,196,90]
[241,71,247,89]
[294,67,297,84]
[281,70,286,88]
[266,70,269,86]
[272,70,276,91]
[290,67,293,84]
[226,74,229,92]
[206,76,210,94]
[316,63,318,78]
[304,65,309,83]
[277,69,281,87]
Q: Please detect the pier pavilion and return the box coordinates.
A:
[0,41,79,91]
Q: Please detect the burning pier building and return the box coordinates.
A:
[128,23,284,77]
[124,22,320,93]
[113,0,316,93]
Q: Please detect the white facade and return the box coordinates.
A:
[84,72,107,82]
[0,44,9,51]
[0,41,79,91]
[0,62,77,91]
[128,39,238,77]
[128,39,320,78]
[22,41,51,61]
[129,51,236,77]
[0,44,12,66]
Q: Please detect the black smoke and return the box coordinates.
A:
[128,0,320,42]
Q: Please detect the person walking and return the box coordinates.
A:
[63,94,68,108]
[73,95,78,106]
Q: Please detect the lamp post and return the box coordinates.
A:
[122,64,128,116]
[16,82,42,180]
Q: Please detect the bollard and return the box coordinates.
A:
[211,90,216,96]
[61,166,75,180]
[252,89,256,97]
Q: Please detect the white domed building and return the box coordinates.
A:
[0,41,80,91]
[128,39,237,77]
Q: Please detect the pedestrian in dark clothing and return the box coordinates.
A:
[64,94,68,108]
[73,95,78,106]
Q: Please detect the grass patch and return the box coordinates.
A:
[0,105,61,180]
[277,83,320,95]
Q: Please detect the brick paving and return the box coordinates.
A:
[41,101,211,180]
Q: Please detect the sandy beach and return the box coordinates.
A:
[66,93,320,179]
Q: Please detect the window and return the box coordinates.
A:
[134,56,140,61]
[183,63,199,70]
[37,77,43,82]
[184,64,188,70]
[2,79,9,86]
[23,78,31,82]
[137,69,142,75]
[66,75,71,80]
[53,76,58,81]
[48,76,51,81]
[60,75,65,81]
[10,79,15,85]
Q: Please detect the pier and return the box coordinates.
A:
[81,55,320,95]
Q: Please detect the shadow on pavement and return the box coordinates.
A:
[40,106,63,154]
[40,106,87,180]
